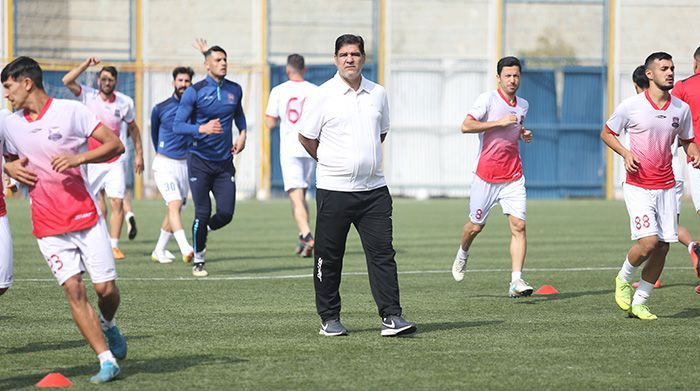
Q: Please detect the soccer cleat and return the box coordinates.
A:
[112,247,125,260]
[628,304,658,320]
[632,279,661,289]
[90,361,120,384]
[150,250,173,264]
[451,251,469,282]
[691,242,700,278]
[319,319,348,336]
[192,263,208,277]
[380,315,417,337]
[182,250,194,264]
[615,276,633,311]
[126,214,137,240]
[295,234,305,255]
[164,250,176,260]
[300,233,314,258]
[508,278,534,298]
[104,325,127,360]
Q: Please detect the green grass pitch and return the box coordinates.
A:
[1,197,699,389]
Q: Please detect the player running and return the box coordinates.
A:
[451,56,535,297]
[602,52,700,320]
[2,57,127,383]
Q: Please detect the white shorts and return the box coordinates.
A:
[153,155,189,204]
[36,218,117,285]
[686,162,700,212]
[623,183,678,242]
[281,156,316,192]
[87,161,126,199]
[469,175,526,225]
[0,215,13,289]
[674,180,683,212]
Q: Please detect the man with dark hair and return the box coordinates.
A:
[2,56,126,383]
[173,44,247,277]
[62,57,144,260]
[632,65,649,91]
[603,52,700,320]
[299,34,416,337]
[149,66,196,264]
[0,108,13,296]
[671,47,700,287]
[451,56,535,298]
[265,54,318,257]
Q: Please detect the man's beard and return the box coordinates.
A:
[174,87,186,99]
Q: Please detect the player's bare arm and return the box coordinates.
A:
[62,56,101,95]
[126,120,144,174]
[461,114,518,134]
[232,130,247,155]
[298,134,318,160]
[265,115,279,129]
[600,127,639,173]
[51,124,124,173]
[680,139,700,168]
[3,154,38,186]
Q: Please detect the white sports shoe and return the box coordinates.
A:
[151,250,173,264]
[452,251,469,282]
[508,278,534,298]
[164,250,176,260]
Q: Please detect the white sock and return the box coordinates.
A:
[125,211,135,220]
[194,250,206,263]
[511,271,522,282]
[173,229,192,254]
[99,314,116,332]
[456,246,469,260]
[110,238,119,249]
[617,258,638,282]
[97,350,117,366]
[154,229,172,254]
[632,279,654,305]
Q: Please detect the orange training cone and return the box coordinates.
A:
[534,285,559,295]
[36,372,73,388]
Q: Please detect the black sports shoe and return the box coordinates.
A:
[127,214,137,240]
[319,319,348,336]
[380,315,417,337]
[192,263,208,277]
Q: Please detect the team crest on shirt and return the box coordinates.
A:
[227,93,235,103]
[114,109,121,118]
[48,126,63,141]
[672,117,680,128]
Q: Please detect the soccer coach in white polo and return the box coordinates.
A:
[299,34,416,337]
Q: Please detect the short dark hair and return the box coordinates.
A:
[1,56,44,90]
[203,45,227,59]
[172,66,194,80]
[694,46,700,61]
[632,65,649,90]
[644,52,672,69]
[334,34,365,56]
[99,66,118,79]
[287,54,305,73]
[497,56,521,75]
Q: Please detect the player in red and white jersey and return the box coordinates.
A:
[62,57,144,260]
[602,52,700,320]
[265,54,318,257]
[2,57,126,383]
[0,108,13,296]
[451,56,535,297]
[670,47,700,286]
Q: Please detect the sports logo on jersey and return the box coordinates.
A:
[519,115,525,125]
[227,93,235,103]
[656,114,666,119]
[48,126,63,141]
[114,109,121,118]
[672,117,680,128]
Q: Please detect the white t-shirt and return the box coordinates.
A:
[300,73,390,192]
[1,98,101,237]
[467,89,529,184]
[266,80,318,158]
[77,84,134,163]
[0,109,9,217]
[606,90,693,189]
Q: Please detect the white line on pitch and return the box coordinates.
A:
[13,266,694,282]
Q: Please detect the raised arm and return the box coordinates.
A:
[62,56,100,96]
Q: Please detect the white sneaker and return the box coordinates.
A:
[452,252,469,282]
[164,250,176,260]
[508,278,533,297]
[151,250,173,264]
[192,263,208,277]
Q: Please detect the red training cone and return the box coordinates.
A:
[36,372,73,388]
[534,285,559,295]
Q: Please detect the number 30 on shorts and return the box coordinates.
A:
[634,215,650,230]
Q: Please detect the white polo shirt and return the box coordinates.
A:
[265,79,318,159]
[299,73,390,192]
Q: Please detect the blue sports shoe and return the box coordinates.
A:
[104,325,127,360]
[90,361,120,384]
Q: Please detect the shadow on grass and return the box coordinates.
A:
[0,354,248,389]
[351,320,503,335]
[232,264,311,274]
[669,308,700,319]
[3,335,151,354]
[473,289,610,304]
